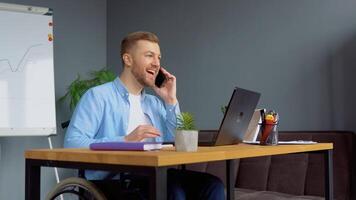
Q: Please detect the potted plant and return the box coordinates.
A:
[59,68,116,128]
[175,112,198,152]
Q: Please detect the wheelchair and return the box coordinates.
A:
[45,172,148,200]
[45,177,106,200]
[45,122,147,200]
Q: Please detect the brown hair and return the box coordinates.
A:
[120,31,159,64]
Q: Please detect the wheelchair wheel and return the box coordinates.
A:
[45,177,107,200]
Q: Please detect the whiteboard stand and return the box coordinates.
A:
[0,2,59,198]
[47,136,64,200]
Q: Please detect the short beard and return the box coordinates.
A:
[131,67,153,87]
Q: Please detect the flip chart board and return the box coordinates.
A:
[0,3,56,136]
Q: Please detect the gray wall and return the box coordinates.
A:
[107,0,356,132]
[2,0,356,199]
[0,0,107,199]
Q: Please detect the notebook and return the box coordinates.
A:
[243,140,317,145]
[90,141,163,151]
[243,109,265,142]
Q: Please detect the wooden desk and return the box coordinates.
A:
[25,143,333,200]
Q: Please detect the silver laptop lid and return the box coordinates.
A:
[214,87,260,146]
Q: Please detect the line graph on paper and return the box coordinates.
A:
[0,44,42,73]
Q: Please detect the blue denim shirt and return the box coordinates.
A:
[64,77,180,179]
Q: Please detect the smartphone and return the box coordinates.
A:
[155,69,166,88]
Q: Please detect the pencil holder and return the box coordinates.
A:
[259,123,278,145]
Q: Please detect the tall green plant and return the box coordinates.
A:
[59,68,116,111]
[176,112,196,130]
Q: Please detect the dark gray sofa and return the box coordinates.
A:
[187,131,356,200]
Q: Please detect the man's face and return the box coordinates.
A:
[126,40,161,87]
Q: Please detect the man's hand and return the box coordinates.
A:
[153,67,177,105]
[124,125,161,142]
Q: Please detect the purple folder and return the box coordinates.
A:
[90,141,162,151]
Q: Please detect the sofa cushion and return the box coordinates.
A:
[186,160,240,186]
[267,153,309,195]
[280,131,354,199]
[235,188,323,200]
[235,156,270,191]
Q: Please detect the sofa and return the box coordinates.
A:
[186,131,356,200]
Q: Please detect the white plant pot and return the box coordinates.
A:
[175,130,198,152]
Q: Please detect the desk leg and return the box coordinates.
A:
[25,159,40,200]
[226,160,235,200]
[149,167,167,200]
[324,149,333,200]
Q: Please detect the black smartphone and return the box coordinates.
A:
[155,69,166,88]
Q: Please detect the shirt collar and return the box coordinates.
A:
[113,77,147,99]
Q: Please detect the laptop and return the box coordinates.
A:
[199,87,261,146]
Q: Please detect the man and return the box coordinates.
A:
[64,31,225,200]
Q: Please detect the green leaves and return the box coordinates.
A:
[90,69,117,85]
[58,68,116,111]
[176,112,196,130]
[221,105,227,114]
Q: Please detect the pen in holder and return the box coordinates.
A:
[259,110,279,145]
[259,122,278,145]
